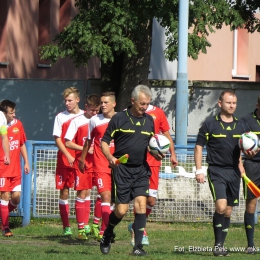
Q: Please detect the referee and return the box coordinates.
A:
[240,95,260,254]
[99,85,163,256]
[194,90,246,256]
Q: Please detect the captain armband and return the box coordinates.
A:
[0,125,7,135]
[195,169,205,176]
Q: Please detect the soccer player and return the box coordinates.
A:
[79,91,116,241]
[239,94,260,254]
[53,87,84,235]
[100,85,163,256]
[65,94,101,240]
[128,80,178,246]
[194,90,246,256]
[0,100,29,237]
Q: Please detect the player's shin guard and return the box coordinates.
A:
[213,211,225,245]
[221,216,230,244]
[84,196,90,226]
[0,200,9,230]
[93,196,102,225]
[75,197,85,229]
[59,199,70,228]
[134,213,146,246]
[244,211,255,247]
[105,211,122,234]
[101,203,111,233]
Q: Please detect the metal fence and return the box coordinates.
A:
[18,140,259,226]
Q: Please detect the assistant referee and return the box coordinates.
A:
[194,90,246,256]
[99,84,163,256]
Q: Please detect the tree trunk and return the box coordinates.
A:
[116,19,153,111]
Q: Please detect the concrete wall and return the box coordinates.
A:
[0,79,85,141]
[151,81,260,136]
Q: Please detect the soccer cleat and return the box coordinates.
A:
[84,225,91,235]
[128,223,135,246]
[63,226,72,236]
[2,228,13,237]
[142,229,149,246]
[100,231,115,254]
[78,229,88,240]
[92,224,100,239]
[213,243,228,257]
[246,246,256,254]
[132,243,148,256]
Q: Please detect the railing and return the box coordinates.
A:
[17,140,259,226]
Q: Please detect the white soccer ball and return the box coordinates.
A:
[238,132,259,152]
[149,134,170,155]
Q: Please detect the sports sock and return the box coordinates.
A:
[93,196,102,225]
[221,216,230,244]
[100,202,111,233]
[146,205,152,218]
[134,213,147,246]
[84,196,90,226]
[213,211,225,245]
[8,200,18,213]
[75,197,85,229]
[0,200,9,230]
[244,211,255,247]
[105,211,122,234]
[59,199,70,228]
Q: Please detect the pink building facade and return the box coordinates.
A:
[0,0,100,81]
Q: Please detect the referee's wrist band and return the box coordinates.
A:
[195,169,205,175]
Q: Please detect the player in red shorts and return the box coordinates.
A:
[53,87,84,236]
[65,94,101,240]
[0,100,29,237]
[128,81,178,246]
[79,92,116,241]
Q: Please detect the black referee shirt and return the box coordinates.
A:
[102,107,154,166]
[196,113,246,168]
[240,109,260,162]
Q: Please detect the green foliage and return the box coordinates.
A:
[40,0,260,65]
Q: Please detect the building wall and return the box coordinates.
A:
[188,14,260,82]
[0,0,100,80]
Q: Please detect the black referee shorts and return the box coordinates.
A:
[243,160,260,199]
[207,166,241,207]
[111,163,151,204]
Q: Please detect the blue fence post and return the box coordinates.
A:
[22,140,33,226]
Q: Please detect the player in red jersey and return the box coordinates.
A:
[79,92,116,241]
[128,81,178,246]
[65,94,101,240]
[0,100,29,237]
[53,87,84,235]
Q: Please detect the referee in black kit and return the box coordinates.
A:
[99,84,163,256]
[240,95,260,254]
[194,90,246,257]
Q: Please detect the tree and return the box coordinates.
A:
[40,0,260,110]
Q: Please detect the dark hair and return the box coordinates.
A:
[86,94,100,107]
[0,99,16,113]
[218,90,236,101]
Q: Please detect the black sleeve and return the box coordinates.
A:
[196,122,208,147]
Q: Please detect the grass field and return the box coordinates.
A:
[1,217,260,259]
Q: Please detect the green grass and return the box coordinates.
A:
[1,217,260,259]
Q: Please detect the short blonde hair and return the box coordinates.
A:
[63,87,80,99]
